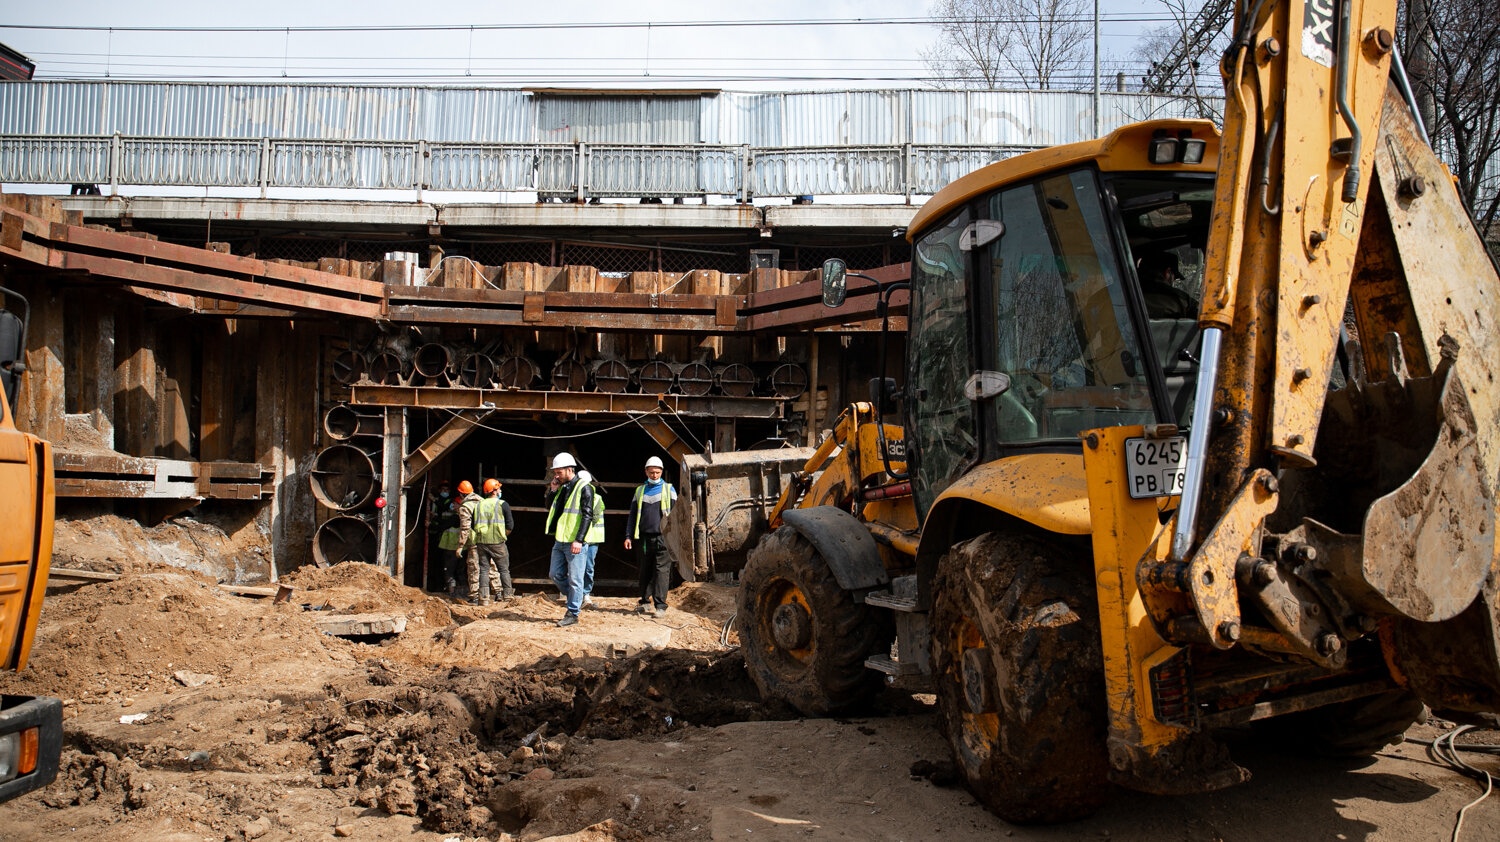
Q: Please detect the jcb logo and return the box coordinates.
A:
[883,437,907,461]
[1302,0,1337,68]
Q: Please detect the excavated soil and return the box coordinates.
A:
[3,541,1499,841]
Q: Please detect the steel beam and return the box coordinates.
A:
[349,385,783,419]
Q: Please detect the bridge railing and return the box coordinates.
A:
[0,134,1048,200]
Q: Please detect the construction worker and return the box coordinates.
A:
[575,470,606,608]
[429,479,461,594]
[625,456,678,617]
[457,478,515,605]
[543,452,597,627]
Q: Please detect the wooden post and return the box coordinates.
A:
[19,281,65,443]
[378,407,408,581]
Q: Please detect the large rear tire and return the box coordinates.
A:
[738,526,893,715]
[930,531,1110,824]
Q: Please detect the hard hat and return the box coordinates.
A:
[456,480,474,494]
[576,470,593,485]
[482,478,501,494]
[645,456,664,469]
[551,452,577,469]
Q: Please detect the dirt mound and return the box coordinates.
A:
[0,570,341,705]
[52,508,273,581]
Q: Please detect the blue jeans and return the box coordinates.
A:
[549,541,587,616]
[583,543,599,597]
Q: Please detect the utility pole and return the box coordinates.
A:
[1093,0,1101,137]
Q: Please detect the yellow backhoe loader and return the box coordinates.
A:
[0,284,61,802]
[733,0,1500,823]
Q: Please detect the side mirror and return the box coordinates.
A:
[821,258,848,308]
[868,376,900,408]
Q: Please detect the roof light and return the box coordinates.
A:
[1149,130,1178,165]
[1179,131,1207,164]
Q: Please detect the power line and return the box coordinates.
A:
[0,15,1183,35]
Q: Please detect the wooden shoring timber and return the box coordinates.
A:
[3,198,907,332]
[53,450,271,499]
[349,385,784,419]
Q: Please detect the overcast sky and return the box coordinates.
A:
[1,0,1172,89]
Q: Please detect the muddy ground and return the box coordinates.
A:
[2,557,1498,842]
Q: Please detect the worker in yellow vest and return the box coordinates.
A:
[544,453,597,627]
[625,456,677,617]
[458,478,514,606]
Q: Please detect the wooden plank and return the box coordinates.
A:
[61,252,383,318]
[58,224,385,299]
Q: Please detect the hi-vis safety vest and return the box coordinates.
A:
[470,496,508,544]
[547,480,589,542]
[630,484,676,539]
[584,491,605,544]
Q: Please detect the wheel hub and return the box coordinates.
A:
[961,646,997,714]
[771,601,813,651]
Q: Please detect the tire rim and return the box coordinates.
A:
[758,578,815,669]
[949,615,999,769]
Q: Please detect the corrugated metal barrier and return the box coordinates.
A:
[0,81,1224,198]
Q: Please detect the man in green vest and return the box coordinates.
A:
[625,456,677,618]
[458,477,514,606]
[544,452,597,627]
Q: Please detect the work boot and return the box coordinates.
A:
[583,595,595,609]
[635,602,650,614]
[502,590,515,600]
[556,614,578,627]
[653,607,667,618]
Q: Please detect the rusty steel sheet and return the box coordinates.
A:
[348,384,785,419]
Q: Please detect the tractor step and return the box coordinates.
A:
[865,654,922,676]
[864,575,920,612]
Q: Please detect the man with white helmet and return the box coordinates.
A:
[543,452,597,627]
[625,455,678,617]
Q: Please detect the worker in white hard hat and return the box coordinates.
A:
[543,451,596,627]
[625,455,677,617]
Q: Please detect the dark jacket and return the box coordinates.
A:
[544,477,596,543]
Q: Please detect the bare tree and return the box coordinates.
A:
[1135,0,1234,120]
[921,0,1091,89]
[1402,0,1500,241]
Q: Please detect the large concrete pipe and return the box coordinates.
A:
[716,363,756,397]
[592,358,632,394]
[309,443,381,511]
[496,355,539,389]
[323,404,383,441]
[768,363,808,398]
[458,352,496,388]
[313,515,378,566]
[638,360,675,394]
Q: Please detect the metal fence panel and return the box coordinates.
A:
[0,136,110,183]
[117,138,262,187]
[585,145,741,197]
[426,143,541,192]
[270,141,417,189]
[536,95,701,144]
[421,87,533,143]
[752,147,903,197]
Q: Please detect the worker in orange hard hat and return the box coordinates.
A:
[457,477,514,606]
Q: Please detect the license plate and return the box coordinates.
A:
[1125,436,1186,499]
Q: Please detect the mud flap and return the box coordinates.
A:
[780,507,888,592]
